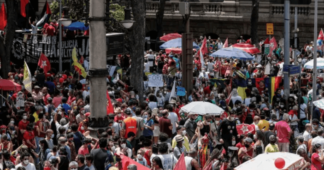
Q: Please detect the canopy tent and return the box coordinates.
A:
[210,47,254,61]
[160,33,182,42]
[234,152,303,170]
[232,43,260,54]
[180,101,224,115]
[65,21,89,31]
[0,79,22,91]
[304,58,324,69]
[160,38,199,49]
[165,47,197,54]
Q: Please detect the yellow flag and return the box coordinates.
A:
[23,61,32,92]
[72,47,78,63]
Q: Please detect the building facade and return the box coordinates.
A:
[146,0,323,48]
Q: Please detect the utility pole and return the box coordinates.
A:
[283,0,290,102]
[311,0,318,122]
[294,7,298,49]
[88,0,108,129]
[59,0,62,72]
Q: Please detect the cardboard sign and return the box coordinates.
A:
[148,74,163,87]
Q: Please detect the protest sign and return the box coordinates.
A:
[148,74,163,87]
[177,86,186,96]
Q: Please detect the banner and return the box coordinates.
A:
[107,65,117,76]
[23,61,32,92]
[236,123,255,135]
[148,74,163,87]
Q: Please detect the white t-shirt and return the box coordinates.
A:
[16,163,36,170]
[289,114,298,126]
[303,130,311,142]
[144,62,150,72]
[161,153,178,170]
[82,90,90,101]
[168,112,178,134]
[300,103,307,119]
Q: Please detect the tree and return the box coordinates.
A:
[129,0,145,103]
[0,0,18,79]
[250,0,259,45]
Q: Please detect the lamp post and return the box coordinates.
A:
[58,3,71,72]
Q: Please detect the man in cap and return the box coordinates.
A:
[32,85,43,101]
[172,126,189,152]
[184,148,200,170]
[173,135,186,159]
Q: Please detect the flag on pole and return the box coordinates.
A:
[23,61,32,92]
[174,154,186,170]
[72,47,87,78]
[317,29,324,50]
[38,53,51,74]
[36,1,51,27]
[263,37,270,54]
[0,3,7,30]
[196,37,208,68]
[20,0,29,17]
[269,37,277,57]
[223,38,228,48]
[270,76,282,103]
[169,80,177,102]
[106,91,114,115]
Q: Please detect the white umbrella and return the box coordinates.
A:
[313,98,324,109]
[234,152,303,170]
[180,101,224,115]
[304,58,324,69]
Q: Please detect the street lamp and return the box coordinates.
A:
[120,8,135,29]
[58,5,72,72]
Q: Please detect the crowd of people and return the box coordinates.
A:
[0,36,324,170]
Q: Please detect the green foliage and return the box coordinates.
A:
[110,2,125,21]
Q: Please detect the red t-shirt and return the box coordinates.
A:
[43,94,51,105]
[46,25,55,36]
[274,121,291,143]
[114,115,125,123]
[23,131,35,148]
[159,117,172,138]
[18,120,29,131]
[204,86,211,95]
[311,153,322,170]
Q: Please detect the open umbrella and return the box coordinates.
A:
[160,38,199,49]
[0,79,22,91]
[65,21,89,31]
[160,33,182,42]
[165,48,197,54]
[234,152,303,170]
[313,98,324,109]
[210,47,254,61]
[232,43,260,54]
[180,101,224,115]
[304,58,324,69]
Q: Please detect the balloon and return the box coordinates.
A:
[62,74,67,80]
[274,158,285,169]
[59,78,64,83]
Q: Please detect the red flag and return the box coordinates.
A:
[223,38,228,48]
[46,1,51,14]
[0,3,7,30]
[263,37,269,44]
[318,29,324,40]
[236,123,255,135]
[269,37,277,57]
[255,77,265,93]
[246,38,251,44]
[21,0,29,17]
[196,37,208,67]
[121,155,150,170]
[106,91,114,115]
[79,56,84,64]
[38,53,51,74]
[174,153,186,170]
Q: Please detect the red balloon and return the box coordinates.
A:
[274,158,285,169]
[62,74,67,80]
[59,78,64,83]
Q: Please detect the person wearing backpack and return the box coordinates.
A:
[90,138,114,170]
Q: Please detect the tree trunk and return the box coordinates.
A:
[0,0,18,79]
[250,0,259,45]
[156,0,166,38]
[129,0,145,103]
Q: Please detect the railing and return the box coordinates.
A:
[271,5,310,16]
[146,2,223,15]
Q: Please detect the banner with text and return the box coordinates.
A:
[148,74,163,87]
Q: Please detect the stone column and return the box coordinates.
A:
[88,0,108,129]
